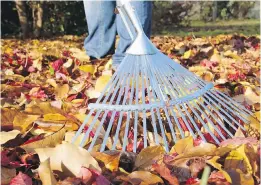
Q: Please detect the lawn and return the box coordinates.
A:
[153,19,260,37]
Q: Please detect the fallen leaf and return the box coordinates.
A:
[135,146,165,170]
[128,171,163,185]
[95,75,111,92]
[10,172,32,185]
[207,156,232,183]
[54,84,69,99]
[0,130,20,144]
[79,65,95,74]
[92,151,120,172]
[1,108,20,131]
[170,136,193,154]
[38,158,57,185]
[152,163,179,185]
[1,167,16,185]
[21,126,66,152]
[183,50,192,59]
[35,142,101,176]
[227,169,254,185]
[13,113,39,133]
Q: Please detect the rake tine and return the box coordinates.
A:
[100,59,134,152]
[80,58,129,147]
[184,75,247,130]
[152,61,196,139]
[154,59,205,141]
[133,58,140,153]
[168,74,220,143]
[122,56,137,151]
[140,59,148,148]
[173,75,228,141]
[144,57,160,145]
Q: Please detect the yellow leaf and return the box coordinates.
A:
[35,143,101,176]
[246,111,260,132]
[224,50,242,61]
[183,49,192,59]
[128,171,163,185]
[43,113,67,121]
[170,136,193,154]
[92,151,120,172]
[224,144,253,174]
[0,130,20,145]
[13,114,40,133]
[79,65,95,74]
[38,158,57,185]
[135,146,165,170]
[174,143,217,161]
[21,126,66,152]
[207,156,232,183]
[54,84,69,99]
[95,75,111,92]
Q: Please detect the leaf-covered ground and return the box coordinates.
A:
[1,34,260,185]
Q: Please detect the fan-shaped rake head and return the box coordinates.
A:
[71,1,256,153]
[72,52,254,152]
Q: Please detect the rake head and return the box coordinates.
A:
[72,1,256,152]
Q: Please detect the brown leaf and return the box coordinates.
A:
[13,113,39,133]
[1,167,16,185]
[92,151,120,172]
[54,84,69,99]
[152,163,179,185]
[134,146,165,170]
[128,171,163,185]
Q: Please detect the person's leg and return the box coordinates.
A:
[83,1,116,59]
[113,1,152,69]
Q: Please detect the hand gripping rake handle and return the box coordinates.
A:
[117,0,158,55]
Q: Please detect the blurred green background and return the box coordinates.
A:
[1,1,260,38]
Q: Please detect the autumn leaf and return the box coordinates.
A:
[170,136,193,154]
[13,113,40,133]
[152,163,179,185]
[95,75,112,92]
[54,84,69,99]
[92,151,121,172]
[127,171,163,185]
[134,146,165,170]
[0,130,20,145]
[207,156,232,183]
[21,126,66,152]
[10,172,32,185]
[38,158,57,185]
[1,168,16,185]
[79,65,95,74]
[35,143,101,176]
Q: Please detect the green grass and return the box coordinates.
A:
[153,19,260,37]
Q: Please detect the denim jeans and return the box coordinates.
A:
[83,1,152,69]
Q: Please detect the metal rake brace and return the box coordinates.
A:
[72,1,255,153]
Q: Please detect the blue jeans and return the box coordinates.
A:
[83,1,152,69]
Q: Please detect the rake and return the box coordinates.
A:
[72,1,255,153]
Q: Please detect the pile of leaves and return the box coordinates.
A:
[1,34,260,185]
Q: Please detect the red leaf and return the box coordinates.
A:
[52,59,63,71]
[185,177,199,185]
[10,172,32,185]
